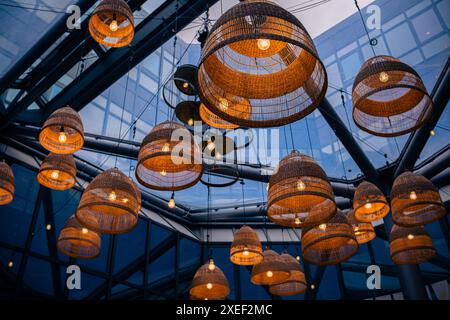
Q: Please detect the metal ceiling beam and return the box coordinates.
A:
[415,147,450,179]
[394,56,450,177]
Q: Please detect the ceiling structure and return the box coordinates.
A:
[0,0,449,300]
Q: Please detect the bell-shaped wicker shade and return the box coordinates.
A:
[190,262,230,300]
[347,209,376,244]
[230,225,263,266]
[57,215,101,259]
[199,103,239,129]
[251,249,290,285]
[175,101,202,126]
[37,153,76,191]
[88,0,134,48]
[302,210,359,265]
[173,64,198,96]
[269,253,307,296]
[391,172,446,226]
[39,106,84,154]
[136,121,203,191]
[353,181,390,222]
[76,168,141,234]
[352,55,432,137]
[390,224,436,264]
[0,162,14,205]
[267,151,336,228]
[198,0,327,127]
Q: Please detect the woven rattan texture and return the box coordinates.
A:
[268,253,307,296]
[251,249,291,285]
[353,181,390,222]
[0,162,14,205]
[390,224,436,264]
[230,225,263,265]
[190,263,230,300]
[37,153,76,190]
[347,209,376,244]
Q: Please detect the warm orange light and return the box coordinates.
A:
[409,191,417,200]
[58,131,67,143]
[108,191,117,201]
[319,223,327,231]
[81,228,89,234]
[50,171,60,179]
[379,72,389,83]
[266,270,273,278]
[257,38,271,50]
[109,20,118,32]
[407,234,415,240]
[297,180,306,191]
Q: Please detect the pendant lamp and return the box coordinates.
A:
[173,64,199,96]
[175,101,202,127]
[267,151,336,228]
[390,224,436,265]
[89,0,134,48]
[76,168,141,234]
[251,249,290,285]
[391,171,446,226]
[0,161,14,205]
[190,260,230,300]
[302,210,359,265]
[230,225,263,266]
[57,215,101,259]
[136,121,203,191]
[198,0,327,128]
[37,153,76,191]
[352,55,432,137]
[353,180,389,222]
[39,106,84,154]
[199,103,239,129]
[347,209,375,244]
[269,253,307,296]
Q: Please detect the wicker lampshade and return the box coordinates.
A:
[39,106,84,154]
[353,181,390,222]
[352,55,432,137]
[190,261,230,300]
[347,209,376,244]
[0,161,14,206]
[267,151,336,228]
[390,224,436,264]
[391,171,446,226]
[269,253,307,296]
[199,103,239,129]
[302,210,359,265]
[37,153,76,191]
[136,121,203,191]
[173,64,198,96]
[175,101,202,127]
[198,0,327,128]
[57,215,101,259]
[76,168,141,234]
[230,225,263,266]
[251,249,290,285]
[88,0,134,48]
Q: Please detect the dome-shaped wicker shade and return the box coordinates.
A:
[136,121,203,191]
[199,103,239,129]
[302,210,359,265]
[353,181,389,222]
[198,0,327,128]
[390,224,436,264]
[230,225,263,266]
[251,249,290,285]
[268,151,336,228]
[352,55,432,137]
[391,172,446,226]
[175,101,202,126]
[76,168,141,234]
[37,153,76,191]
[347,209,375,244]
[269,253,307,296]
[57,215,101,259]
[0,162,14,205]
[190,262,230,300]
[173,64,198,96]
[39,106,84,154]
[88,0,134,48]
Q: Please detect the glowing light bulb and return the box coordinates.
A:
[243,246,249,256]
[109,20,118,32]
[319,223,327,231]
[108,191,117,201]
[162,143,170,152]
[365,202,373,210]
[206,283,213,290]
[204,298,208,301]
[208,259,216,271]
[8,261,13,268]
[294,217,301,225]
[430,130,436,136]
[296,256,300,261]
[122,198,129,204]
[58,131,67,143]
[218,98,229,111]
[354,227,359,233]
[51,171,60,180]
[46,224,52,231]
[168,197,175,209]
[409,191,417,200]
[160,170,167,177]
[257,38,271,51]
[310,284,315,290]
[407,234,415,240]
[297,180,306,191]
[188,118,194,126]
[81,228,89,234]
[266,270,273,278]
[215,152,222,160]
[379,72,389,83]
[182,82,189,89]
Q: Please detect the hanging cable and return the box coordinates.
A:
[305,117,314,158]
[241,179,246,224]
[354,0,377,56]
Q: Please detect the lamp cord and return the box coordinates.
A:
[354,0,377,57]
